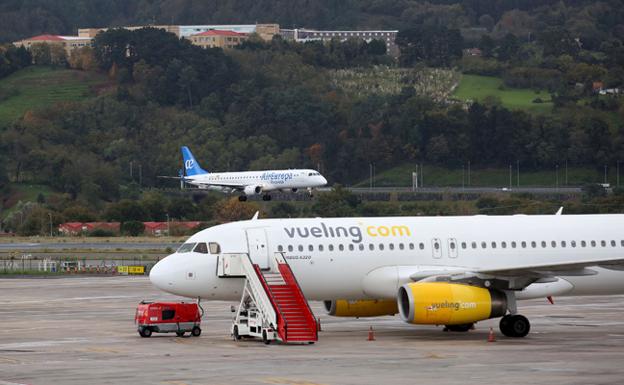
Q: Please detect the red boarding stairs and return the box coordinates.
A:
[253,258,318,343]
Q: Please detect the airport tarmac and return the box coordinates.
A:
[1,277,624,385]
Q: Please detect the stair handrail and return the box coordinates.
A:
[274,252,318,340]
[238,254,278,331]
[253,264,288,341]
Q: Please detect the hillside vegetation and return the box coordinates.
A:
[453,74,553,113]
[0,67,108,126]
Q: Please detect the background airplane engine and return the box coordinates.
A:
[324,299,398,317]
[243,185,263,195]
[398,283,506,325]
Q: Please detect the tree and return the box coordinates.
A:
[121,220,145,236]
[214,198,260,223]
[396,25,463,67]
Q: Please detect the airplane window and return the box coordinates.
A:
[541,241,547,248]
[177,243,196,253]
[561,241,566,248]
[501,242,507,248]
[389,243,395,250]
[288,245,293,252]
[298,245,304,252]
[511,241,517,248]
[461,242,467,249]
[611,240,616,247]
[329,244,334,251]
[434,242,440,250]
[369,244,374,251]
[531,241,536,248]
[621,240,624,247]
[278,245,283,252]
[591,240,596,247]
[194,242,208,254]
[319,245,324,251]
[419,243,424,250]
[358,244,364,251]
[349,244,354,251]
[571,240,576,247]
[581,241,587,247]
[399,243,405,250]
[491,242,496,249]
[309,245,314,252]
[551,241,556,248]
[601,240,606,247]
[449,242,455,250]
[481,242,487,249]
[409,243,415,250]
[339,244,344,251]
[379,244,385,251]
[521,241,527,248]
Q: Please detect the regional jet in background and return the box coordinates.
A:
[149,213,624,341]
[171,146,327,201]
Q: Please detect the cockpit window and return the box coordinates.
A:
[308,172,320,176]
[177,243,196,253]
[194,242,208,254]
[209,242,221,254]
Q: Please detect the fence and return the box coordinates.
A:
[0,255,158,275]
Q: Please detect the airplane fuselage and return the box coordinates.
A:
[149,214,624,301]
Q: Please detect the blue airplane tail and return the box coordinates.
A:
[181,146,209,176]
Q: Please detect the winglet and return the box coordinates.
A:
[555,207,563,215]
[251,211,259,220]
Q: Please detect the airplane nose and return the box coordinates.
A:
[149,257,171,291]
[320,176,328,185]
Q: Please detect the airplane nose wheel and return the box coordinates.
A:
[499,314,530,338]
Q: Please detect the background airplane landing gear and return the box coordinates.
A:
[307,187,314,198]
[238,195,248,202]
[499,314,530,337]
[262,194,272,201]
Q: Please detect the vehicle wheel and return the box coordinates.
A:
[191,326,201,337]
[238,195,247,202]
[445,323,473,332]
[176,331,185,337]
[233,325,241,340]
[139,327,152,338]
[500,314,530,337]
[262,330,271,345]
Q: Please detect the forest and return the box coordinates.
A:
[0,1,623,234]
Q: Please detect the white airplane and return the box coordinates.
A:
[149,213,624,338]
[175,146,327,201]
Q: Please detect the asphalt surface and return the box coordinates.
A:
[1,277,624,385]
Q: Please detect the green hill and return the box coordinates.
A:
[453,74,553,113]
[0,66,109,126]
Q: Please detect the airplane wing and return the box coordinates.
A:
[411,256,624,290]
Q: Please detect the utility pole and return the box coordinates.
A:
[462,164,465,190]
[130,161,133,180]
[166,213,170,236]
[509,164,512,190]
[516,160,520,187]
[467,161,471,186]
[618,161,620,187]
[604,165,608,185]
[369,163,373,191]
[556,164,559,190]
[48,213,52,237]
[565,160,568,186]
[139,164,142,187]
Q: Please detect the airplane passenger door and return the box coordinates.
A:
[447,238,458,258]
[431,238,442,259]
[246,228,270,269]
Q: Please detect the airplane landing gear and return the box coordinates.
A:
[307,187,314,198]
[499,314,530,338]
[238,195,248,202]
[262,194,272,201]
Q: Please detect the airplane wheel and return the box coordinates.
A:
[262,194,271,201]
[500,314,530,338]
[238,195,247,202]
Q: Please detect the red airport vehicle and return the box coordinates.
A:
[135,301,202,338]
